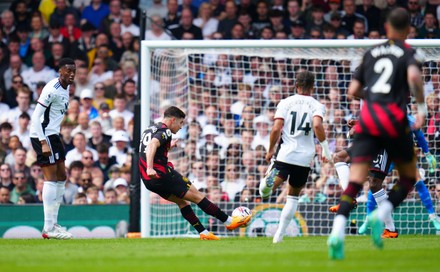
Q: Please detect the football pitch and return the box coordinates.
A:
[0,236,439,272]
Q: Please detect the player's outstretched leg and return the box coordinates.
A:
[273,195,298,243]
[179,204,220,240]
[359,191,376,234]
[367,210,385,248]
[259,167,279,198]
[415,180,440,230]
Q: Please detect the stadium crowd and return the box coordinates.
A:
[0,0,439,211]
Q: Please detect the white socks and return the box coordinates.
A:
[335,162,350,190]
[373,189,395,231]
[276,196,298,236]
[42,181,57,231]
[331,214,347,240]
[376,199,394,230]
[53,181,66,225]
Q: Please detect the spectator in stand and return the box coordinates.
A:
[407,0,424,29]
[109,130,131,166]
[79,89,99,121]
[0,164,13,191]
[145,15,172,40]
[45,42,67,71]
[113,177,129,204]
[109,93,134,128]
[60,12,82,44]
[72,192,87,204]
[0,186,13,204]
[44,21,71,55]
[418,12,440,38]
[16,24,30,59]
[194,2,219,39]
[217,0,238,38]
[1,10,16,42]
[65,132,98,168]
[122,79,136,112]
[163,0,180,32]
[0,122,12,156]
[10,170,34,203]
[238,0,257,19]
[81,0,110,29]
[306,5,327,34]
[5,87,33,129]
[21,52,57,96]
[71,111,92,139]
[11,112,31,149]
[4,54,27,97]
[10,147,29,176]
[340,0,368,35]
[122,58,138,84]
[88,121,111,150]
[86,185,103,204]
[120,36,139,66]
[289,19,307,39]
[29,12,49,40]
[368,29,381,39]
[120,8,140,37]
[379,0,398,34]
[107,22,124,62]
[260,26,275,39]
[220,162,246,201]
[94,103,113,133]
[189,160,207,190]
[12,1,30,30]
[236,11,255,39]
[324,0,342,23]
[251,114,271,150]
[100,0,123,34]
[104,188,118,204]
[67,160,83,187]
[347,19,368,39]
[356,0,381,32]
[4,135,22,166]
[24,38,51,67]
[171,7,203,40]
[252,0,271,38]
[50,0,79,27]
[74,22,96,59]
[94,143,118,183]
[73,66,92,98]
[89,58,114,86]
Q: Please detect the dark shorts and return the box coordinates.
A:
[345,146,353,159]
[369,149,392,180]
[142,167,192,199]
[271,161,311,188]
[351,131,415,166]
[31,135,66,167]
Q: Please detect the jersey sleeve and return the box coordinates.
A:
[37,87,55,107]
[312,101,326,118]
[407,48,425,69]
[274,99,287,120]
[352,54,367,85]
[153,128,171,146]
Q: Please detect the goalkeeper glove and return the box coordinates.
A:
[425,152,437,173]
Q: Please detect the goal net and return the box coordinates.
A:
[140,40,440,238]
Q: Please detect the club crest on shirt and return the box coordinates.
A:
[166,129,172,137]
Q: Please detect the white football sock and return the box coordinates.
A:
[335,162,350,190]
[331,214,347,240]
[376,199,393,226]
[276,196,298,236]
[53,181,66,225]
[224,216,232,226]
[43,181,58,231]
[373,189,395,231]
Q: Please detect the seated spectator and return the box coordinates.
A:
[251,114,271,150]
[10,170,35,203]
[104,188,118,204]
[11,112,31,150]
[94,103,113,133]
[92,82,114,110]
[89,57,114,86]
[86,185,103,204]
[71,111,92,139]
[113,177,129,204]
[120,8,140,37]
[220,162,245,201]
[299,182,327,203]
[0,163,14,191]
[72,192,87,205]
[109,130,131,166]
[60,12,82,43]
[10,147,29,177]
[171,8,203,40]
[0,186,13,204]
[4,135,23,166]
[81,0,110,29]
[109,94,134,129]
[60,118,76,153]
[5,86,34,129]
[65,132,98,168]
[21,52,57,96]
[17,193,36,204]
[189,160,207,190]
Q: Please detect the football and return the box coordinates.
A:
[232,206,252,227]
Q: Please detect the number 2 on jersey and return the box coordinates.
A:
[371,58,393,94]
[290,111,311,135]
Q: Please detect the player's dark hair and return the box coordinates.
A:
[388,8,410,31]
[296,70,315,93]
[58,58,75,69]
[164,106,186,119]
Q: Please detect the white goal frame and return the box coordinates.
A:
[140,39,440,238]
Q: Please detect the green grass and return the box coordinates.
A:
[0,236,439,272]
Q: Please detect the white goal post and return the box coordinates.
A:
[140,39,440,238]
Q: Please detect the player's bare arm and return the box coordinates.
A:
[313,116,332,162]
[266,119,283,162]
[146,138,161,178]
[347,79,364,99]
[407,64,426,130]
[170,138,179,148]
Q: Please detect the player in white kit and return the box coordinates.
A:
[30,58,76,239]
[259,70,332,243]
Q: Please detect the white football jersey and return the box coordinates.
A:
[274,94,325,167]
[30,78,70,138]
